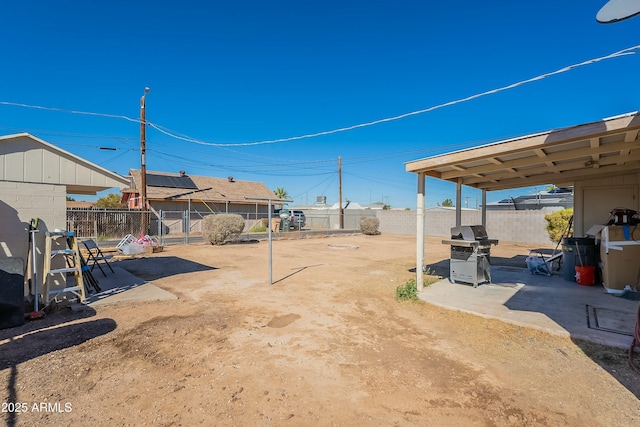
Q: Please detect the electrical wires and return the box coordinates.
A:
[1,44,639,149]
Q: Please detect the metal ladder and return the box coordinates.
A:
[43,230,86,304]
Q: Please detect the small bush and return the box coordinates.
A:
[202,214,245,245]
[544,208,573,243]
[250,225,267,233]
[395,279,418,301]
[360,217,380,235]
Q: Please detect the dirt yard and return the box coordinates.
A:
[2,233,639,426]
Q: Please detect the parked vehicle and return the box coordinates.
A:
[291,210,306,229]
[274,208,306,230]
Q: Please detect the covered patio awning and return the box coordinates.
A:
[405,111,640,290]
[406,112,640,191]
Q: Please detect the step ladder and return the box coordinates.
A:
[43,230,86,304]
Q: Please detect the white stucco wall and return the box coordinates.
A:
[0,181,67,295]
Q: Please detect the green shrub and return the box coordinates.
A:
[395,279,418,301]
[202,214,245,245]
[360,217,380,235]
[544,208,573,243]
[250,225,267,233]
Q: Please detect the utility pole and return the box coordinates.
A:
[140,87,150,235]
[338,156,344,229]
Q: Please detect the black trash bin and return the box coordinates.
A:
[562,237,598,282]
[0,257,25,330]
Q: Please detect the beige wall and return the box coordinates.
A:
[374,209,559,245]
[0,181,67,295]
[0,134,128,191]
[574,172,640,237]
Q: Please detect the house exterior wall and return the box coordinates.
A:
[573,172,640,237]
[0,135,127,190]
[0,181,67,295]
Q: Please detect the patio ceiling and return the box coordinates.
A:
[405,112,640,191]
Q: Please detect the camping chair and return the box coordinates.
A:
[82,239,115,277]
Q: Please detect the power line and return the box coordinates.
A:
[0,101,139,123]
[149,149,336,177]
[145,45,640,147]
[0,125,138,142]
[1,45,637,148]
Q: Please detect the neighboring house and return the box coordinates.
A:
[484,187,574,211]
[427,206,478,212]
[122,169,277,216]
[0,132,130,296]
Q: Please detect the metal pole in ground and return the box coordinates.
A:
[268,200,272,284]
[245,196,293,285]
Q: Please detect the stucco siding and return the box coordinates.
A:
[4,149,23,181]
[0,181,67,295]
[573,173,640,236]
[0,134,128,190]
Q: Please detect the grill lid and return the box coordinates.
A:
[451,225,488,241]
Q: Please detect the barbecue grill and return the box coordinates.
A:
[442,225,498,287]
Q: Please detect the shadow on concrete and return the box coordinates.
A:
[83,266,177,306]
[116,256,217,281]
[417,253,540,278]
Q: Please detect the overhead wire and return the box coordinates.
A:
[291,173,338,201]
[98,148,137,167]
[1,45,638,150]
[143,45,640,147]
[0,101,140,123]
[150,142,337,169]
[0,125,138,142]
[149,148,335,177]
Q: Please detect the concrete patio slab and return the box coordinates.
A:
[419,265,640,349]
[84,266,177,306]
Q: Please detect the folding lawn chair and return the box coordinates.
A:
[75,247,102,294]
[82,239,115,277]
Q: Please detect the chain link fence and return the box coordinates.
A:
[66,209,373,247]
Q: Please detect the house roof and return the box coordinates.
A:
[67,201,97,209]
[0,133,130,194]
[127,169,275,205]
[405,112,640,191]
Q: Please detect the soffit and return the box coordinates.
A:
[405,113,640,191]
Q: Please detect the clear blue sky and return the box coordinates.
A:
[1,1,639,208]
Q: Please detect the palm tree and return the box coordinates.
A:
[274,187,288,200]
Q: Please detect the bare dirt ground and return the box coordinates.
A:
[2,233,640,426]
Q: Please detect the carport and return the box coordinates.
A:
[405,111,640,291]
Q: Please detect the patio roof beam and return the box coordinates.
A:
[624,129,639,142]
[440,140,640,180]
[478,160,640,191]
[462,150,640,187]
[406,114,640,174]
